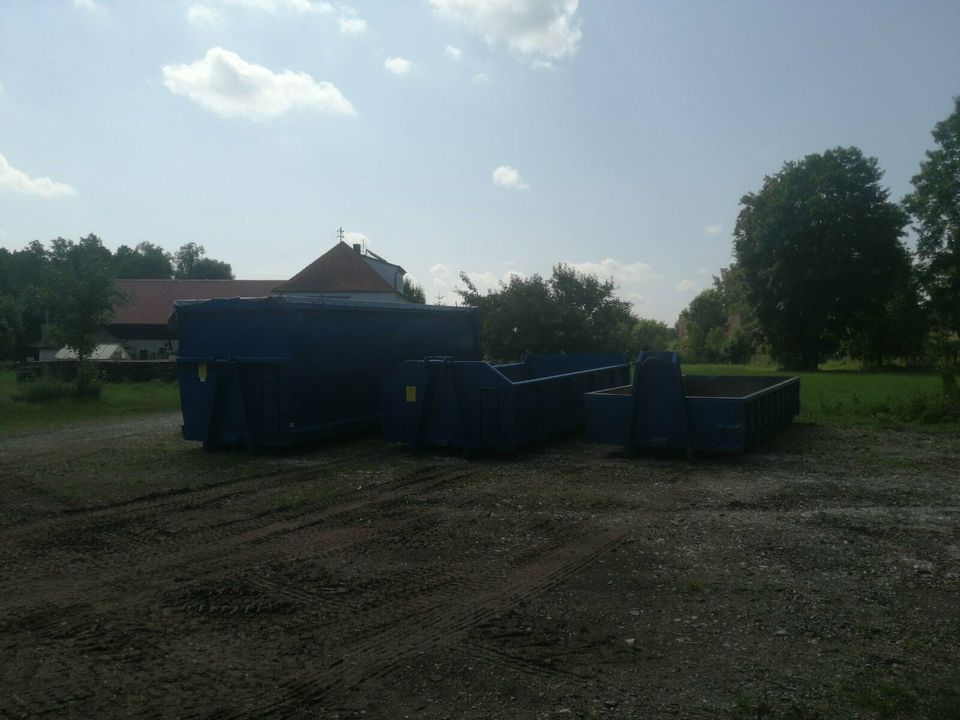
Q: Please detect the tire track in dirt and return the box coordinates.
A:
[0,465,479,630]
[0,465,484,720]
[213,528,629,719]
[0,457,451,574]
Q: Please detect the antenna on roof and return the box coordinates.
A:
[337,226,345,243]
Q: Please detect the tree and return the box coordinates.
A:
[44,234,124,395]
[734,147,910,370]
[631,317,674,354]
[842,254,928,367]
[402,276,426,304]
[1,241,50,351]
[455,264,634,361]
[114,241,173,278]
[0,295,22,360]
[904,97,960,394]
[677,288,726,362]
[173,242,233,279]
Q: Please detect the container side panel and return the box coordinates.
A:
[585,390,633,445]
[177,298,480,449]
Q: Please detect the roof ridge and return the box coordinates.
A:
[272,241,397,294]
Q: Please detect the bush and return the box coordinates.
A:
[11,374,102,402]
[887,393,960,424]
[12,377,74,403]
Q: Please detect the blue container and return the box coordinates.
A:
[173,297,480,450]
[382,353,629,452]
[585,352,799,455]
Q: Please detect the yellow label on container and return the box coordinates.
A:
[405,385,416,402]
[198,363,207,383]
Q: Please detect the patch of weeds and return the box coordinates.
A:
[927,684,960,720]
[845,678,918,719]
[11,377,75,402]
[886,393,960,424]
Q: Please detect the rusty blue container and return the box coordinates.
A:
[173,297,480,450]
[585,352,799,455]
[382,353,629,452]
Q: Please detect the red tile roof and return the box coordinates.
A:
[272,241,397,294]
[111,279,280,325]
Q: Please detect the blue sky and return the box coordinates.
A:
[1,0,958,323]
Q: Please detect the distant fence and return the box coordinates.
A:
[16,360,178,383]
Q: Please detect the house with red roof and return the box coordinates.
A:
[272,241,408,303]
[37,241,410,361]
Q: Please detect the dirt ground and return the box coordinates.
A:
[1,414,958,719]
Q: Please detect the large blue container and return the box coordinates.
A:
[173,297,480,449]
[585,352,799,455]
[382,353,629,452]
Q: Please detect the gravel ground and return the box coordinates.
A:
[0,417,958,719]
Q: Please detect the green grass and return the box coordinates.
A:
[0,370,181,432]
[685,363,957,427]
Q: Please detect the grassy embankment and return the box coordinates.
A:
[0,370,181,432]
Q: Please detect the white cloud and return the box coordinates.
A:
[429,0,582,63]
[626,292,650,308]
[465,271,496,292]
[339,16,367,34]
[704,224,723,236]
[187,4,225,28]
[0,152,76,197]
[225,0,333,14]
[676,279,696,293]
[472,72,489,83]
[458,269,526,294]
[444,45,463,61]
[568,258,653,284]
[384,57,412,75]
[431,263,522,295]
[430,263,453,292]
[492,165,528,189]
[162,47,355,120]
[73,0,106,14]
[430,262,452,279]
[343,230,367,246]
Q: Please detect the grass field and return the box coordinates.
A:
[0,370,181,432]
[686,363,956,427]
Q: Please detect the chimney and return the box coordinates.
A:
[352,243,362,255]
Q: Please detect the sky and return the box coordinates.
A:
[1,0,959,324]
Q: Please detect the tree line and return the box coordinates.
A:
[0,235,233,361]
[676,98,960,393]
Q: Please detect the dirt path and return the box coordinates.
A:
[1,417,958,719]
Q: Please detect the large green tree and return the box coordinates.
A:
[44,234,124,394]
[455,264,634,361]
[904,97,960,394]
[734,147,910,370]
